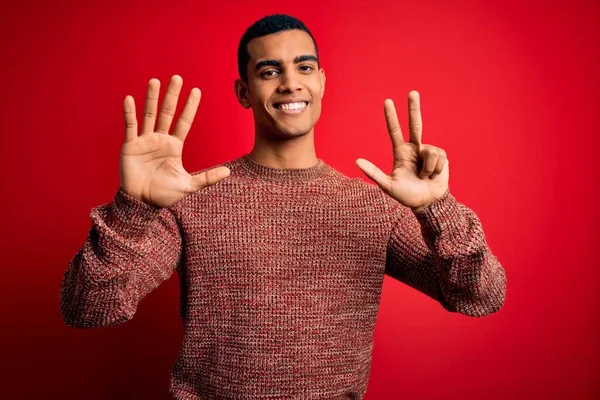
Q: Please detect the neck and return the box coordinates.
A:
[249,128,319,169]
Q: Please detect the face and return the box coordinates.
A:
[235,29,326,140]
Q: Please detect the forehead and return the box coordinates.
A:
[246,29,317,62]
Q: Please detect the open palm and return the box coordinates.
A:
[120,75,230,207]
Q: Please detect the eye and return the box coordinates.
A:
[299,65,314,73]
[261,70,279,78]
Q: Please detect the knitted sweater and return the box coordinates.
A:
[60,153,506,399]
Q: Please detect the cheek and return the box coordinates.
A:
[310,99,322,121]
[311,80,324,100]
[311,85,324,109]
[248,82,272,105]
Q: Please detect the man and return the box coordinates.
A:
[60,14,506,400]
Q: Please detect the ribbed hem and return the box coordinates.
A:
[411,190,459,236]
[237,153,329,183]
[106,188,163,238]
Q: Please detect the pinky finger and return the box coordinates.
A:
[430,155,447,179]
[124,95,138,143]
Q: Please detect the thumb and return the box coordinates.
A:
[188,166,231,193]
[355,158,391,194]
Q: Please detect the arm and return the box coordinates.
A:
[61,75,230,328]
[384,190,506,317]
[356,92,506,317]
[59,188,182,328]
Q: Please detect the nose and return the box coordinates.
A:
[277,70,303,93]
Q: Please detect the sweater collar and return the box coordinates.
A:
[238,153,328,183]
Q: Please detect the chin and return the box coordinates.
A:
[277,126,312,137]
[270,122,313,139]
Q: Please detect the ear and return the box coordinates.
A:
[319,68,326,99]
[234,79,252,109]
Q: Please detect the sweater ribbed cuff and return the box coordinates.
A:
[411,190,460,236]
[106,188,163,238]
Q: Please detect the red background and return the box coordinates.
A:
[1,0,598,398]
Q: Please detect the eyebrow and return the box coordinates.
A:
[254,55,319,70]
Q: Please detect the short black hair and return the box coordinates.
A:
[237,14,319,82]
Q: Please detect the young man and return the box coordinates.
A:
[60,14,506,400]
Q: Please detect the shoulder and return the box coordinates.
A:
[324,164,391,207]
[324,165,404,230]
[325,164,378,191]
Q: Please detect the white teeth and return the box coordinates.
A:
[278,102,306,110]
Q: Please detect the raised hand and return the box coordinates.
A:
[356,91,449,211]
[120,75,230,207]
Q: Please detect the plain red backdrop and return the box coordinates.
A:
[1,0,598,398]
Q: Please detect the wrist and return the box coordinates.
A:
[410,190,450,213]
[411,203,430,212]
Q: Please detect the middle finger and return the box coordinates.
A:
[156,75,183,134]
[408,90,423,147]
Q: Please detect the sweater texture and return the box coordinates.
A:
[60,153,506,399]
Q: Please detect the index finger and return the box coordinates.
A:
[408,90,423,146]
[172,88,201,142]
[123,95,138,143]
[384,99,405,149]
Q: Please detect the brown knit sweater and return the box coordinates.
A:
[60,153,506,399]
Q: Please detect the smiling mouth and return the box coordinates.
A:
[274,101,308,113]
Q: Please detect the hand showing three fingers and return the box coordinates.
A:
[120,75,230,207]
[356,91,449,211]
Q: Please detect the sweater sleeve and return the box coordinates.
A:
[59,188,183,328]
[384,190,506,317]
